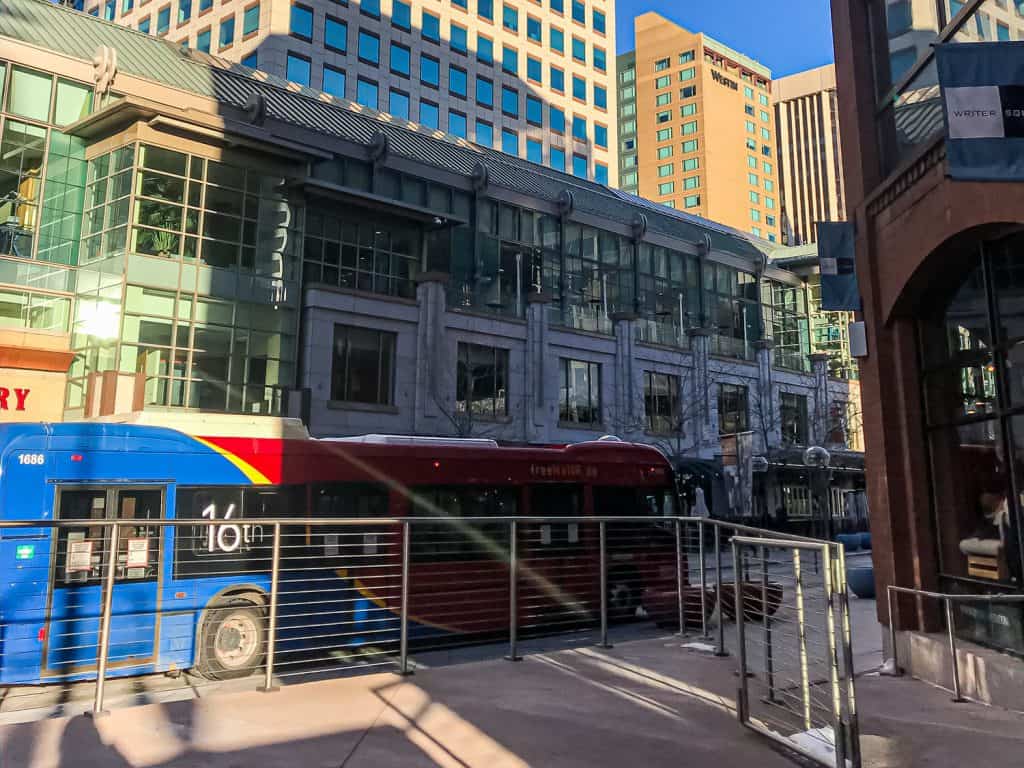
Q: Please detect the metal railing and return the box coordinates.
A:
[730,535,859,768]
[885,585,1024,703]
[0,514,848,731]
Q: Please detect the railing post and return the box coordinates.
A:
[91,521,119,717]
[506,520,521,661]
[732,538,749,724]
[698,520,708,638]
[823,544,847,768]
[599,520,611,649]
[714,523,727,656]
[945,597,964,702]
[262,521,282,692]
[887,585,901,676]
[793,548,812,731]
[675,519,686,635]
[760,544,774,703]
[836,546,862,768]
[399,520,413,675]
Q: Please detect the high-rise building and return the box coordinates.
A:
[773,65,845,246]
[83,0,617,183]
[618,13,780,242]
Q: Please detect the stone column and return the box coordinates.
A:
[413,272,450,435]
[687,327,716,458]
[755,339,778,452]
[525,292,552,444]
[809,352,831,445]
[611,311,639,439]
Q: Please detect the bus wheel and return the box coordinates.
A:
[198,600,266,680]
[607,571,639,621]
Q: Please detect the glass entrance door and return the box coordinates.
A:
[45,487,163,678]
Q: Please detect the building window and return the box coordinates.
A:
[681,103,697,117]
[550,106,565,133]
[656,92,671,107]
[449,64,468,97]
[389,88,409,119]
[502,128,519,155]
[421,55,440,88]
[241,3,259,36]
[679,50,694,63]
[657,110,671,124]
[156,4,171,34]
[502,46,518,75]
[420,100,439,128]
[476,119,494,147]
[476,75,494,107]
[325,16,347,53]
[718,384,749,435]
[550,147,566,172]
[456,343,508,418]
[572,36,586,63]
[196,27,211,51]
[780,392,809,445]
[644,372,680,435]
[422,10,440,42]
[358,30,380,65]
[684,194,700,208]
[593,8,605,33]
[572,153,587,177]
[139,17,151,33]
[657,163,673,177]
[502,3,518,31]
[322,65,346,97]
[286,52,310,84]
[478,34,494,63]
[572,115,587,141]
[595,163,608,184]
[526,95,543,125]
[571,0,584,23]
[501,85,519,117]
[683,176,699,190]
[594,123,607,147]
[572,75,586,101]
[655,75,670,89]
[331,326,395,405]
[656,127,672,141]
[392,0,411,29]
[360,0,380,17]
[551,0,563,13]
[682,139,698,153]
[451,24,468,54]
[551,66,565,92]
[550,26,564,52]
[219,16,235,48]
[656,146,673,160]
[679,67,695,81]
[527,138,543,164]
[682,158,698,172]
[594,85,607,109]
[655,57,670,71]
[658,181,675,195]
[681,85,697,99]
[290,3,312,40]
[357,77,378,109]
[179,0,193,24]
[478,0,493,20]
[527,56,542,83]
[594,46,606,72]
[449,110,467,138]
[527,15,542,41]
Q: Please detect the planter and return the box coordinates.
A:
[846,566,875,598]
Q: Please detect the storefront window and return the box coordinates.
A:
[921,233,1024,650]
[0,120,45,256]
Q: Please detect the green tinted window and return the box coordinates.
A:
[54,80,93,126]
[8,67,52,122]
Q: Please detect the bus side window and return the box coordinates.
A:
[528,485,582,554]
[313,483,390,567]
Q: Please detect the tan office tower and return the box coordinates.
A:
[82,0,617,183]
[621,12,780,242]
[773,65,845,246]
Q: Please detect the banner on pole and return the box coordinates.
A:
[816,222,860,312]
[937,42,1024,180]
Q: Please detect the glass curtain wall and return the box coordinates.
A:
[69,142,300,415]
[705,262,761,360]
[764,279,811,371]
[807,274,859,380]
[636,243,700,348]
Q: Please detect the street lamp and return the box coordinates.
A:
[803,446,833,540]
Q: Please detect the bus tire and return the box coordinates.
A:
[607,568,640,621]
[197,599,266,681]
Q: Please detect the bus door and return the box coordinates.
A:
[45,486,163,678]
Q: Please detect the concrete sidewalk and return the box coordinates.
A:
[3,629,1023,767]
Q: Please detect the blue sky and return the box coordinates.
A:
[615,1,835,78]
